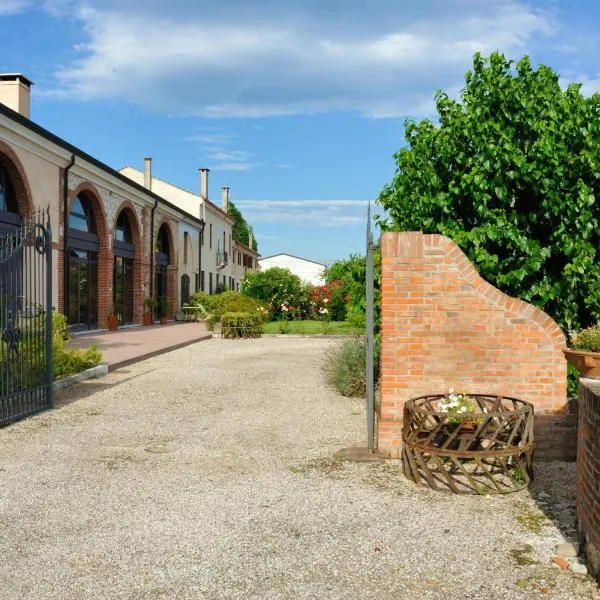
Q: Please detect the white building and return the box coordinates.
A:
[120,165,259,294]
[258,253,326,286]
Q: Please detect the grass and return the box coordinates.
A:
[262,320,363,335]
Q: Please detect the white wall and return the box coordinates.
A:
[259,254,325,286]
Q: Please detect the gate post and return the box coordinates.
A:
[45,210,53,408]
[366,204,375,451]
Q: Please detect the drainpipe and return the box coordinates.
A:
[149,199,158,299]
[62,154,75,317]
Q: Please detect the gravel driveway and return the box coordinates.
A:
[0,337,598,600]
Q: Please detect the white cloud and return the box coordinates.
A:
[0,0,32,15]
[184,128,256,171]
[234,199,368,226]
[42,0,555,118]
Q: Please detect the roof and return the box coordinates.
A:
[233,239,260,257]
[0,74,33,86]
[119,166,234,224]
[0,102,205,227]
[259,253,326,267]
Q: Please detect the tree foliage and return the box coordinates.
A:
[228,201,258,251]
[378,52,600,332]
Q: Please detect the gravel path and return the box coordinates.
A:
[0,337,598,600]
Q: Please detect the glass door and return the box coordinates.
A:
[113,256,134,325]
[68,249,98,330]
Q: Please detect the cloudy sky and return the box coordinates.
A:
[0,0,598,262]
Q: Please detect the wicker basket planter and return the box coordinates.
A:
[402,393,534,495]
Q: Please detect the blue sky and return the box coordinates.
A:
[0,0,598,264]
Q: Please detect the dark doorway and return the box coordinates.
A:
[113,211,135,325]
[67,194,99,330]
[155,224,170,318]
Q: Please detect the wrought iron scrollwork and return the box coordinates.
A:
[2,327,22,354]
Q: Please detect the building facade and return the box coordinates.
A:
[0,74,259,331]
[258,253,326,286]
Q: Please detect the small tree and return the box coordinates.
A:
[378,52,600,333]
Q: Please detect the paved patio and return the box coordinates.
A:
[69,321,212,371]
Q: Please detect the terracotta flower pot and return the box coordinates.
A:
[107,314,118,331]
[159,316,168,325]
[563,349,600,379]
[143,312,153,326]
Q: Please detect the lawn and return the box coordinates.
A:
[262,320,363,335]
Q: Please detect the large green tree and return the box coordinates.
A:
[228,201,258,251]
[378,52,600,332]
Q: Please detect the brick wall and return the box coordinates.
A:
[577,379,600,578]
[380,231,572,460]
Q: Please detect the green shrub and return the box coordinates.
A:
[241,267,309,320]
[0,311,103,385]
[53,335,102,379]
[571,325,600,352]
[325,339,367,397]
[190,291,266,329]
[221,312,263,339]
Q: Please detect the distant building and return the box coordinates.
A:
[259,253,326,286]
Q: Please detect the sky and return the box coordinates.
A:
[0,0,599,264]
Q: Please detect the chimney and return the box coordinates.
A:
[221,186,229,213]
[0,74,33,118]
[200,168,209,200]
[144,157,152,190]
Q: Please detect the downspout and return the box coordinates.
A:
[62,154,75,317]
[149,199,158,299]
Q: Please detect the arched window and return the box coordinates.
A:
[114,211,132,243]
[156,224,170,266]
[0,164,20,235]
[69,194,97,233]
[67,193,99,330]
[0,165,17,214]
[113,210,136,325]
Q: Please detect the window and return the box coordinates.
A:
[69,195,96,233]
[183,232,189,265]
[201,270,205,291]
[216,273,219,289]
[0,166,17,214]
[209,223,212,249]
[209,272,213,294]
[238,252,241,265]
[194,273,199,292]
[181,274,190,305]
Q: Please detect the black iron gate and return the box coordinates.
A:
[0,210,53,425]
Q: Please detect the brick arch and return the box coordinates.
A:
[114,201,143,324]
[67,181,112,328]
[0,139,34,217]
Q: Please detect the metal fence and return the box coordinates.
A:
[0,210,53,425]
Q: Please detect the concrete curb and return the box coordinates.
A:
[53,364,109,392]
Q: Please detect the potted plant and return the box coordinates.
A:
[158,295,171,325]
[564,324,600,379]
[144,297,157,326]
[107,305,118,331]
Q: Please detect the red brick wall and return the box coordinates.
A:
[380,231,571,459]
[577,379,600,578]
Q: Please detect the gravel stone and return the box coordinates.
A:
[0,337,598,600]
[571,562,589,576]
[556,542,579,557]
